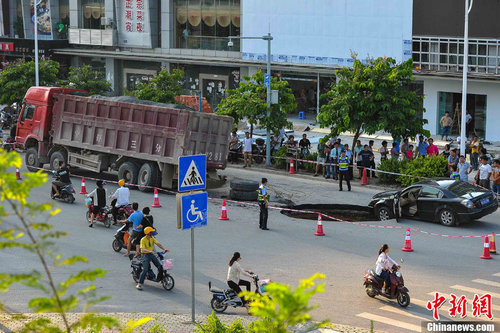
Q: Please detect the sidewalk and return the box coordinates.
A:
[0,312,378,333]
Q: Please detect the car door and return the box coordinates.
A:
[397,186,421,218]
[417,186,445,220]
[15,103,36,145]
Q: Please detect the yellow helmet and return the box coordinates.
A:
[144,227,155,235]
[118,179,125,187]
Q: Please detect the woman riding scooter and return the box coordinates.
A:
[227,252,253,311]
[376,244,399,295]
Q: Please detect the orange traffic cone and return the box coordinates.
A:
[314,214,325,236]
[218,199,229,220]
[79,177,87,194]
[152,188,162,208]
[401,228,414,252]
[361,168,368,185]
[481,236,492,259]
[490,233,497,254]
[289,158,296,174]
[16,168,22,180]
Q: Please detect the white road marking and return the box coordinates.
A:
[379,305,429,320]
[356,312,421,332]
[473,279,500,288]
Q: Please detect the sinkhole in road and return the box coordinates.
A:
[281,204,375,222]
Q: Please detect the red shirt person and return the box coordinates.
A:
[426,138,439,157]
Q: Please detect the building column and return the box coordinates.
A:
[68,0,79,29]
[161,0,172,50]
[106,57,122,95]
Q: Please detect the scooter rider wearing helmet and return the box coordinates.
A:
[52,161,71,197]
[227,252,253,310]
[110,179,130,225]
[136,227,168,290]
[376,244,398,295]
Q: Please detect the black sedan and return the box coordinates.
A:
[368,178,498,226]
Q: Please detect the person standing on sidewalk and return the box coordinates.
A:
[492,159,500,196]
[416,135,428,158]
[440,111,452,141]
[324,140,333,179]
[243,132,252,168]
[426,138,439,156]
[358,144,374,179]
[257,178,270,230]
[457,155,473,182]
[344,144,354,180]
[338,150,351,191]
[368,140,377,177]
[390,142,400,159]
[475,156,492,189]
[401,138,409,160]
[354,140,363,178]
[314,138,327,177]
[380,141,389,161]
[470,135,480,170]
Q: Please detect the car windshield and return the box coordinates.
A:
[447,182,487,196]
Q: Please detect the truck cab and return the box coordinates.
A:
[16,87,87,170]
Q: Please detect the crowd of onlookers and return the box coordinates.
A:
[227,130,500,195]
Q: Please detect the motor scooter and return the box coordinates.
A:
[130,251,174,290]
[112,221,135,252]
[208,273,271,313]
[363,261,410,307]
[252,138,266,164]
[85,198,113,228]
[50,172,75,204]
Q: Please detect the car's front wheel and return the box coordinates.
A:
[438,208,456,227]
[376,205,392,221]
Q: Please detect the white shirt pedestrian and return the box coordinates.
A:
[457,161,471,182]
[243,137,252,153]
[479,163,492,180]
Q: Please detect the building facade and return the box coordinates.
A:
[2,0,499,141]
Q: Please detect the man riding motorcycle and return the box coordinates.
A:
[110,179,130,225]
[52,161,71,197]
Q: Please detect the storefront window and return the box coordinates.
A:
[81,0,104,29]
[174,0,240,50]
[437,92,487,139]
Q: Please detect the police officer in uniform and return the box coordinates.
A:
[338,150,351,191]
[258,178,269,230]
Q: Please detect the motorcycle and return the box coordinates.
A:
[85,198,113,228]
[1,136,15,152]
[252,138,266,164]
[130,251,175,291]
[208,273,270,313]
[363,261,410,307]
[112,219,135,253]
[50,172,75,204]
[0,109,13,129]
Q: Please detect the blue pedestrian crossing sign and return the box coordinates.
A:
[178,155,206,192]
[180,192,208,230]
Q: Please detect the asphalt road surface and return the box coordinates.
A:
[2,158,500,333]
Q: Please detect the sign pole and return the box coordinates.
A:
[191,227,195,323]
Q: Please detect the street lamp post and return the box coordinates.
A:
[34,0,40,86]
[460,0,474,156]
[229,33,273,166]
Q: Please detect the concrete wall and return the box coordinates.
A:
[421,76,500,141]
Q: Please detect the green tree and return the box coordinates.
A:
[241,273,331,332]
[0,149,155,332]
[129,68,184,104]
[318,57,429,148]
[217,70,296,136]
[63,65,112,95]
[0,59,59,105]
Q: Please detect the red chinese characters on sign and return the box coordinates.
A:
[427,293,494,321]
[125,21,133,32]
[472,294,493,320]
[125,0,132,9]
[125,10,133,20]
[0,42,14,52]
[137,11,143,21]
[426,292,447,320]
[123,0,145,34]
[136,22,143,32]
[449,294,468,318]
[136,0,144,10]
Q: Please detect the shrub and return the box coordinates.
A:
[303,152,318,173]
[397,156,448,186]
[272,146,288,169]
[194,312,247,333]
[377,158,408,184]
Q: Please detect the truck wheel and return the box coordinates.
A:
[25,147,43,172]
[137,162,159,192]
[118,162,139,188]
[50,151,67,171]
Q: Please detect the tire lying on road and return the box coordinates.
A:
[230,180,259,192]
[230,189,258,201]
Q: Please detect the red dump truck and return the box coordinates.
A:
[15,87,233,190]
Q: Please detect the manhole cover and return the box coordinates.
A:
[281,204,375,222]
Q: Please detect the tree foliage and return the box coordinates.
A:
[0,59,59,106]
[63,65,112,95]
[241,273,331,333]
[129,68,184,104]
[318,57,429,148]
[0,149,155,333]
[217,70,296,135]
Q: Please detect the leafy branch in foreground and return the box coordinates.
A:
[0,149,154,332]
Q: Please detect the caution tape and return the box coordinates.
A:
[28,166,495,239]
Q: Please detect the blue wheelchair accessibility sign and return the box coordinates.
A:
[181,192,208,230]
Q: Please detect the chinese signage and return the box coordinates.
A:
[427,292,493,320]
[0,43,14,52]
[118,0,152,47]
[31,0,53,40]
